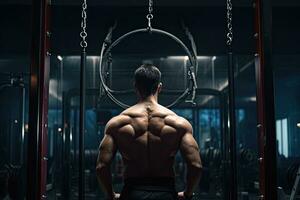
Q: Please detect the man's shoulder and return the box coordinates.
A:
[165,115,192,131]
[105,114,131,133]
[156,105,192,133]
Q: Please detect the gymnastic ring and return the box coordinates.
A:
[99,28,197,109]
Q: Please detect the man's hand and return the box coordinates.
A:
[178,191,193,200]
[114,193,120,199]
[107,193,120,200]
[177,191,185,200]
[106,192,120,200]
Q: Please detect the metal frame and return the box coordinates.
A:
[79,45,86,200]
[221,90,230,200]
[227,51,238,200]
[27,0,50,199]
[0,79,26,165]
[20,86,26,165]
[62,91,71,199]
[254,0,278,199]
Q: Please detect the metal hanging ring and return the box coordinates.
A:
[99,28,197,109]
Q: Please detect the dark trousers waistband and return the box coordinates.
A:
[123,177,175,191]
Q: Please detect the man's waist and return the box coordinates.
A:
[124,177,175,188]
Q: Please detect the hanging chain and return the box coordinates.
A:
[226,0,233,46]
[80,0,88,49]
[146,0,154,30]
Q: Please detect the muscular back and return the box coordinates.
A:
[104,102,191,178]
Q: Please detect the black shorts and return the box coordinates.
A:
[120,177,177,200]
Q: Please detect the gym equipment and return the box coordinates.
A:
[290,164,300,200]
[287,162,300,196]
[239,148,256,165]
[6,164,23,199]
[0,169,8,198]
[98,0,198,109]
[201,147,222,166]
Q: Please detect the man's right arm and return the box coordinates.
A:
[179,119,202,198]
[96,118,118,199]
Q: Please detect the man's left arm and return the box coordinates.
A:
[96,125,117,200]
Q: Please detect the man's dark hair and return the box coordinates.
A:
[134,64,161,98]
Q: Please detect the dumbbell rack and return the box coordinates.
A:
[290,165,300,200]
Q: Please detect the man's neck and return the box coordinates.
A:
[138,95,158,104]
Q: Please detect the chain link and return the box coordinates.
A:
[146,0,154,29]
[80,0,88,48]
[226,0,233,46]
[149,0,153,14]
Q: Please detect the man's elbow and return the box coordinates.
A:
[188,161,203,172]
[96,162,110,174]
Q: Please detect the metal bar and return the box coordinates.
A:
[74,109,78,164]
[9,104,14,163]
[254,0,277,199]
[79,50,86,200]
[220,92,228,199]
[67,88,222,98]
[20,86,26,165]
[27,0,50,199]
[254,2,266,198]
[227,51,237,200]
[62,92,71,199]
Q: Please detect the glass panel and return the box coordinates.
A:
[233,1,260,199]
[47,57,64,198]
[272,3,300,199]
[274,56,300,198]
[0,2,31,199]
[235,56,260,199]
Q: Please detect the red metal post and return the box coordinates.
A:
[254,0,277,199]
[39,0,50,198]
[27,0,50,199]
[254,1,266,198]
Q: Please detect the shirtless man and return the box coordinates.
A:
[96,64,202,200]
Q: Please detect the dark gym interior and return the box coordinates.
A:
[0,0,300,199]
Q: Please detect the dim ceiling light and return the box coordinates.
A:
[244,96,256,102]
[167,56,210,60]
[297,123,300,128]
[57,55,63,61]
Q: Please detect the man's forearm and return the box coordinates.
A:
[185,164,202,196]
[96,164,114,198]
